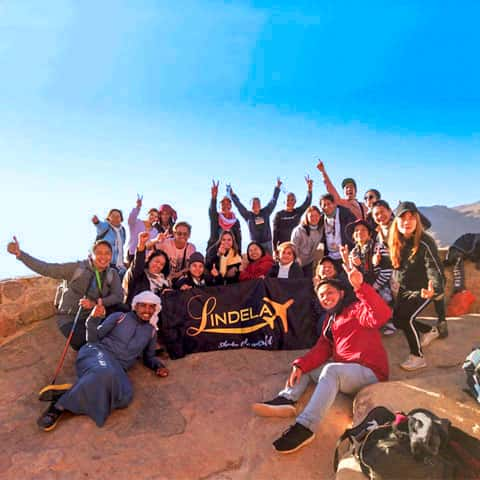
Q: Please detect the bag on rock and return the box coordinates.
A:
[463,348,480,404]
[447,290,476,317]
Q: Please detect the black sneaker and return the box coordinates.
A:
[37,403,64,432]
[273,423,315,454]
[252,396,296,417]
[437,322,449,339]
[38,383,72,402]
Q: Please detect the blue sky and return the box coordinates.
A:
[1,0,479,278]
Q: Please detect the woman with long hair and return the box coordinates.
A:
[388,201,447,371]
[239,241,274,281]
[206,230,242,285]
[290,205,324,278]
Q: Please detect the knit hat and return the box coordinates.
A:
[188,252,205,266]
[395,201,419,218]
[341,178,357,190]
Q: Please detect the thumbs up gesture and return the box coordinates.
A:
[211,264,219,277]
[421,280,435,299]
[91,298,106,318]
[7,236,21,257]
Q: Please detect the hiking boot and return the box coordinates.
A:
[437,322,448,339]
[38,383,72,402]
[252,396,296,417]
[273,423,315,454]
[400,354,427,371]
[37,403,64,432]
[421,327,440,348]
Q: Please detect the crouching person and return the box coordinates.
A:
[252,263,391,454]
[36,291,169,431]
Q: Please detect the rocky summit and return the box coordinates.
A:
[1,312,479,480]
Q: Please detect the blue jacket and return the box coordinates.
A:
[94,220,126,266]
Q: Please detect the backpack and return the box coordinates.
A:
[334,406,480,479]
[463,348,480,404]
[54,263,115,309]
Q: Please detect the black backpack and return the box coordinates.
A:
[334,406,480,479]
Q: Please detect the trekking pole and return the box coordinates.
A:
[50,306,83,385]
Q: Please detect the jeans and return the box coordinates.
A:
[278,362,378,432]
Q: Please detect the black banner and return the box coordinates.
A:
[161,278,317,359]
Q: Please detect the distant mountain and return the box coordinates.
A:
[418,201,480,247]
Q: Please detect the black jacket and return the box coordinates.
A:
[267,261,304,279]
[207,197,242,252]
[174,271,215,289]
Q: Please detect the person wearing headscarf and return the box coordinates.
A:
[208,181,242,252]
[153,204,177,238]
[36,291,169,432]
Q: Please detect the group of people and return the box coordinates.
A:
[7,159,449,455]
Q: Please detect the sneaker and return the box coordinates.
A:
[37,403,64,432]
[252,396,296,417]
[38,383,72,402]
[273,423,315,454]
[400,354,427,371]
[382,322,397,336]
[437,322,448,339]
[421,327,440,348]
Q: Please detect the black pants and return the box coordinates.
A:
[393,296,433,357]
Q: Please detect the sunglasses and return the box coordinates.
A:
[364,195,376,201]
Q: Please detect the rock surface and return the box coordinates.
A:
[1,314,479,479]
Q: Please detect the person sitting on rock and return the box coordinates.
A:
[123,232,171,305]
[207,180,242,252]
[7,236,123,351]
[272,175,313,253]
[91,208,126,276]
[36,291,169,431]
[175,252,215,290]
[267,242,304,279]
[206,230,242,285]
[126,195,159,265]
[316,160,366,220]
[252,262,391,454]
[239,242,274,281]
[230,178,282,254]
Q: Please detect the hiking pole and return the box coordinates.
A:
[50,306,83,385]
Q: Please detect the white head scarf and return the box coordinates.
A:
[131,290,162,330]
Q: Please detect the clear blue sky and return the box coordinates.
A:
[2,0,479,278]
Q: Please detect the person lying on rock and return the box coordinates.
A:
[252,261,391,454]
[37,290,169,431]
[7,236,123,351]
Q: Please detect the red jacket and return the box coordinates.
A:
[293,283,391,381]
[239,254,274,281]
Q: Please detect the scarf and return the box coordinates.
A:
[146,271,170,295]
[110,224,124,268]
[218,211,237,231]
[219,249,242,276]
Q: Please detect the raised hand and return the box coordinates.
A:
[372,245,382,267]
[339,244,350,266]
[156,366,169,377]
[138,231,151,248]
[276,177,283,188]
[350,251,362,267]
[211,179,219,198]
[421,280,435,299]
[305,174,313,192]
[136,193,143,208]
[316,160,326,173]
[7,236,20,257]
[343,261,363,291]
[91,215,99,225]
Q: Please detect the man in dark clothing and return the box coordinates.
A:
[230,178,282,255]
[37,291,169,431]
[273,175,313,253]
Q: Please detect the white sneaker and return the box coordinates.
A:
[400,354,427,371]
[382,322,397,336]
[421,327,440,348]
